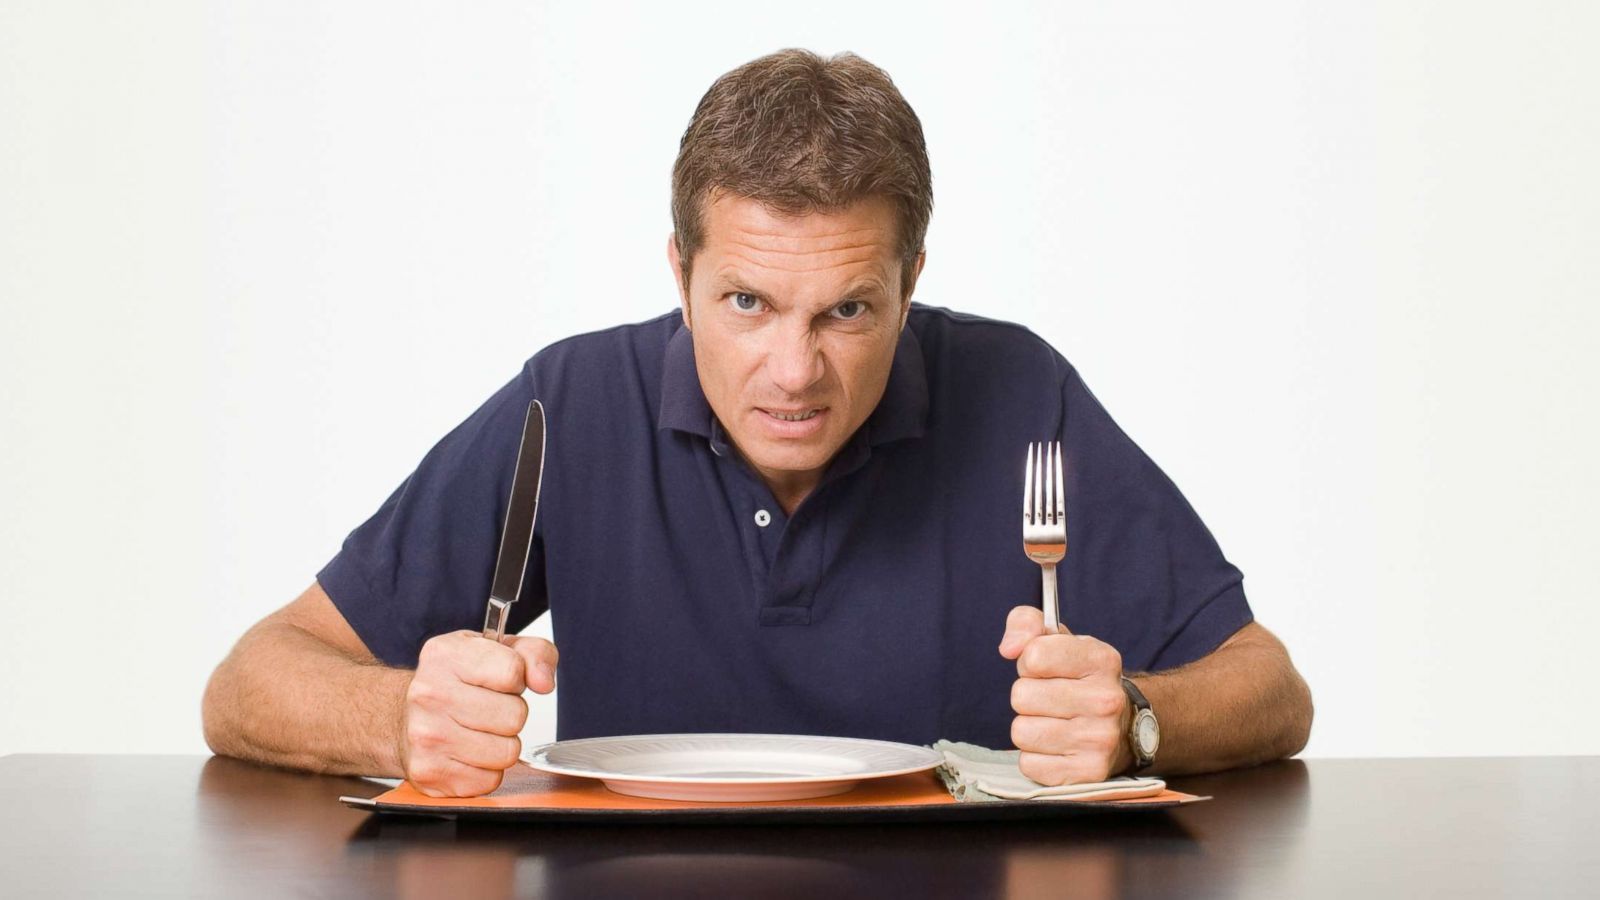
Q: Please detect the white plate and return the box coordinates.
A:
[523,733,943,802]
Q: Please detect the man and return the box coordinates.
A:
[204,49,1312,798]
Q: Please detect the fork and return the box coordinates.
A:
[1023,441,1068,633]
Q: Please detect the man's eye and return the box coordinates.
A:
[832,300,867,320]
[729,293,763,315]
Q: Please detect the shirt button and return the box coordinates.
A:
[754,509,772,527]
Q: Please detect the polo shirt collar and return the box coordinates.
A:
[657,316,929,448]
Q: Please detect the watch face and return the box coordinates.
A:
[1136,712,1160,756]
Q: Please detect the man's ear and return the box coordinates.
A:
[667,232,691,330]
[899,250,926,330]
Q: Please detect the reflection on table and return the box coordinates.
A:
[6,753,1596,898]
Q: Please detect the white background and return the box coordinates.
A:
[2,1,1596,761]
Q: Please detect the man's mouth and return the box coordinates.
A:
[762,408,823,422]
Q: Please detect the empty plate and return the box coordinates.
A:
[524,733,944,802]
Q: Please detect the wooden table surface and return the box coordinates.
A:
[3,754,1596,898]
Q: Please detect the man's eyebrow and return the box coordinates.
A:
[711,275,889,300]
[840,278,889,298]
[712,276,770,299]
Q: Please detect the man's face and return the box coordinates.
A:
[668,192,923,499]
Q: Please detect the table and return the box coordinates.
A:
[3,755,1595,898]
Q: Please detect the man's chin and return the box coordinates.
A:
[737,438,839,481]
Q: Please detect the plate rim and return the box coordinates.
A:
[523,732,944,786]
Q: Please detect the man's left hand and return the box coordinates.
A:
[998,605,1133,785]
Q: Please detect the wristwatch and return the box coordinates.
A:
[1121,676,1160,771]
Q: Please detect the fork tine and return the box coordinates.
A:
[1039,441,1049,525]
[1037,442,1047,525]
[1052,441,1065,525]
[1023,442,1035,523]
[1040,441,1050,525]
[1044,441,1055,525]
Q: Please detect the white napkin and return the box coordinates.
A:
[933,740,1166,802]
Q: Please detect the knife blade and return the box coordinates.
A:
[482,399,547,642]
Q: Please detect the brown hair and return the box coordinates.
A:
[670,49,933,299]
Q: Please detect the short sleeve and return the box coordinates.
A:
[316,365,548,667]
[1057,359,1254,672]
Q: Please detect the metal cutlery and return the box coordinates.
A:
[1022,441,1067,633]
[482,399,547,642]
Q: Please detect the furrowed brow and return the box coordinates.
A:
[711,274,888,304]
[713,276,772,301]
[840,278,889,299]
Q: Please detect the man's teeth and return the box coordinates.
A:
[769,409,820,422]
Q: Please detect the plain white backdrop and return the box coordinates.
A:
[2,1,1596,760]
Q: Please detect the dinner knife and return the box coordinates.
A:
[482,399,547,642]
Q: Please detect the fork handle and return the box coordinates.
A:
[1041,563,1063,633]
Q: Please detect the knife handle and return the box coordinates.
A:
[482,598,512,642]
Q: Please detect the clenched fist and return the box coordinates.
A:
[998,606,1132,786]
[400,630,559,797]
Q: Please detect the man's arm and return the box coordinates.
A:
[999,609,1312,784]
[202,581,558,795]
[1123,621,1313,775]
[202,582,411,776]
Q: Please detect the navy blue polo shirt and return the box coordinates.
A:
[317,304,1253,748]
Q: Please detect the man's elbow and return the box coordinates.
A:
[200,661,238,758]
[201,634,264,762]
[1276,666,1314,760]
[1237,623,1314,762]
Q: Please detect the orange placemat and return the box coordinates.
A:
[340,764,1208,824]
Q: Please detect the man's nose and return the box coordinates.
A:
[767,326,826,396]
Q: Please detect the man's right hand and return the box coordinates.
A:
[401,630,559,797]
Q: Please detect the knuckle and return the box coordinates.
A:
[1085,639,1119,671]
[1069,719,1116,757]
[498,736,523,770]
[1019,752,1063,786]
[498,652,526,691]
[475,695,524,736]
[1086,725,1117,756]
[1101,644,1122,671]
[1019,642,1048,674]
[1010,679,1030,713]
[1012,717,1053,752]
[1092,689,1122,719]
[408,759,441,786]
[406,679,440,711]
[465,767,504,797]
[1100,722,1124,751]
[420,631,464,664]
[409,722,446,751]
[1010,717,1029,749]
[1016,752,1042,781]
[520,636,557,663]
[508,697,530,733]
[470,646,522,692]
[417,637,443,668]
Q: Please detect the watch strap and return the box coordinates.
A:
[1120,675,1157,770]
[1120,675,1151,713]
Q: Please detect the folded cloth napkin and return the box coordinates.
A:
[933,740,1166,802]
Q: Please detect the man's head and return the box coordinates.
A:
[666,49,933,504]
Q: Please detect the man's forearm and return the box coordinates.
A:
[202,615,412,776]
[1127,623,1313,776]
